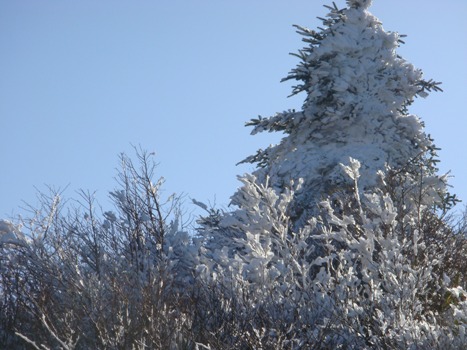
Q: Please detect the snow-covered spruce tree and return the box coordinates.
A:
[239,0,452,228]
[195,1,467,348]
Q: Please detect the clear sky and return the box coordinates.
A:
[1,0,466,221]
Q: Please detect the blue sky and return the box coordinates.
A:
[1,0,466,220]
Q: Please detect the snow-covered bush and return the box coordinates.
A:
[0,150,198,349]
[195,160,467,349]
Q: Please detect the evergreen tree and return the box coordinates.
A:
[238,0,450,228]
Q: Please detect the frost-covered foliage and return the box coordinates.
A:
[0,151,199,349]
[195,162,467,348]
[1,1,467,349]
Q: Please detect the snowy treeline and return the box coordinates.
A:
[1,0,467,348]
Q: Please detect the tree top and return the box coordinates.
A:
[347,0,372,9]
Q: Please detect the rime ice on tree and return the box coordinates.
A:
[237,0,448,225]
[196,2,466,348]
